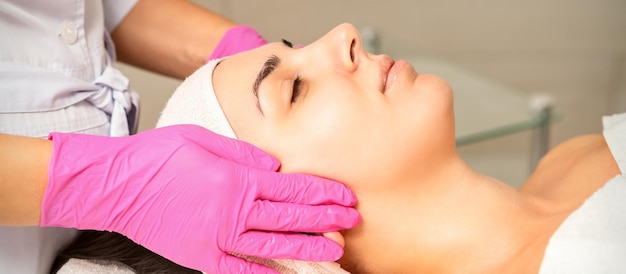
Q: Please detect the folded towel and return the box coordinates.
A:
[539,113,626,273]
[538,175,626,273]
[58,257,349,274]
[603,112,626,173]
[156,58,236,139]
[57,258,134,274]
[240,255,349,274]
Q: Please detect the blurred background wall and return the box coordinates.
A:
[116,0,626,187]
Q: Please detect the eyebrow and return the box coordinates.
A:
[251,40,293,115]
[252,55,280,115]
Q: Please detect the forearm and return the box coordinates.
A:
[0,133,51,226]
[111,0,236,79]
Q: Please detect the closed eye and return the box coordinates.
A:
[291,76,302,104]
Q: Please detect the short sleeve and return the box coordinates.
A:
[102,0,139,32]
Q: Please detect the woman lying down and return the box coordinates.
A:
[54,23,626,273]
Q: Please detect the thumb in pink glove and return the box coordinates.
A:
[209,25,268,60]
[42,125,360,273]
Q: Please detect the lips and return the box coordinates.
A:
[379,55,395,93]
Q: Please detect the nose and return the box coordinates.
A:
[307,23,362,72]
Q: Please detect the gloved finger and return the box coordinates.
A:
[180,124,279,171]
[252,170,357,206]
[230,231,344,262]
[246,200,360,232]
[214,254,279,274]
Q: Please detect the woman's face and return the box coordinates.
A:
[213,23,456,191]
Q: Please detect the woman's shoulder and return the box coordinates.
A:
[521,134,620,212]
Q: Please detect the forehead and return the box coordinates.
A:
[211,43,288,142]
[213,43,284,94]
[217,42,286,73]
[214,43,285,97]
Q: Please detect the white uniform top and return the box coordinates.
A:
[0,1,137,273]
[539,113,626,273]
[0,0,138,138]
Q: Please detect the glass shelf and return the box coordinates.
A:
[455,111,560,147]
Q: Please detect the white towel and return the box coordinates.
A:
[538,175,626,273]
[58,257,348,274]
[539,113,626,273]
[156,58,236,139]
[603,112,626,173]
[241,256,349,274]
[58,258,134,274]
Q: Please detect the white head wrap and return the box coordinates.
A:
[156,58,349,274]
[156,58,236,138]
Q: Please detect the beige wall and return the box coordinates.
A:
[114,0,224,132]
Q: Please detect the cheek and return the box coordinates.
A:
[278,99,412,191]
[275,89,378,184]
[293,80,369,140]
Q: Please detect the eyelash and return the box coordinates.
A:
[282,39,301,104]
[282,39,293,48]
[291,76,302,104]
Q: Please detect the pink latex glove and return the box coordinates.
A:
[41,125,360,273]
[209,25,268,60]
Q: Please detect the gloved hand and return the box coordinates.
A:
[209,25,268,60]
[41,125,360,273]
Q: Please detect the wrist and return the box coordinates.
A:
[0,134,53,225]
[41,133,126,231]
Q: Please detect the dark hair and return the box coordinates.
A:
[50,230,201,274]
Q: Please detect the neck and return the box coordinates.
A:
[341,155,553,273]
